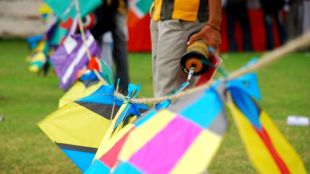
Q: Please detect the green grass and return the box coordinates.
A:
[0,40,309,173]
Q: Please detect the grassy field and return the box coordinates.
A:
[0,39,309,173]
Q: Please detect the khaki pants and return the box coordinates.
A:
[151,19,206,97]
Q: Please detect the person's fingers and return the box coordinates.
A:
[187,33,200,45]
[187,27,221,50]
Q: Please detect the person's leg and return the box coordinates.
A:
[100,32,114,68]
[239,2,252,51]
[152,20,205,97]
[275,12,287,45]
[227,3,238,51]
[263,14,274,50]
[150,20,159,97]
[286,0,301,40]
[112,12,130,94]
[302,0,310,34]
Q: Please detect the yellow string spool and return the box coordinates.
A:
[180,40,212,75]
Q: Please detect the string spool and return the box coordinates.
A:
[180,40,212,76]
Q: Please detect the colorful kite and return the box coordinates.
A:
[59,59,114,108]
[26,14,73,74]
[84,100,171,174]
[26,35,44,50]
[108,86,228,174]
[38,3,53,16]
[128,0,153,27]
[58,80,103,108]
[44,0,102,21]
[50,31,100,90]
[48,21,71,47]
[84,73,306,174]
[226,74,307,174]
[27,40,50,73]
[38,84,149,172]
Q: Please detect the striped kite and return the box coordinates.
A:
[83,85,228,174]
[59,59,113,107]
[226,74,307,174]
[50,31,100,90]
[84,100,171,174]
[38,84,148,172]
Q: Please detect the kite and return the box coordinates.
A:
[50,31,100,90]
[58,79,104,108]
[97,86,228,174]
[44,0,102,21]
[59,59,113,108]
[48,21,71,47]
[38,3,53,16]
[226,74,307,174]
[27,40,50,73]
[38,84,149,172]
[26,14,74,74]
[84,100,171,174]
[26,35,44,50]
[128,0,153,27]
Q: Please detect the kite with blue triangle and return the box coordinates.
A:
[38,84,149,172]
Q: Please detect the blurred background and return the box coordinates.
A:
[1,0,309,52]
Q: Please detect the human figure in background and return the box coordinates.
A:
[259,0,287,50]
[151,0,222,97]
[226,0,252,51]
[301,0,310,34]
[100,32,114,68]
[90,0,129,94]
[285,0,303,41]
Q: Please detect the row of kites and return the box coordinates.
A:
[26,0,152,88]
[26,0,307,173]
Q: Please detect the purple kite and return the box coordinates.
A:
[50,31,100,90]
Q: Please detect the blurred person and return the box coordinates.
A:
[301,0,310,34]
[151,0,222,97]
[226,0,253,51]
[259,0,287,50]
[91,0,129,94]
[247,0,260,8]
[285,0,303,41]
[300,0,310,52]
[100,32,114,68]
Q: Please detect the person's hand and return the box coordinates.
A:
[187,24,221,50]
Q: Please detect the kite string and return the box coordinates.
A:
[111,31,310,104]
[73,0,106,84]
[74,0,91,59]
[127,31,310,104]
[74,0,117,119]
[73,0,310,105]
